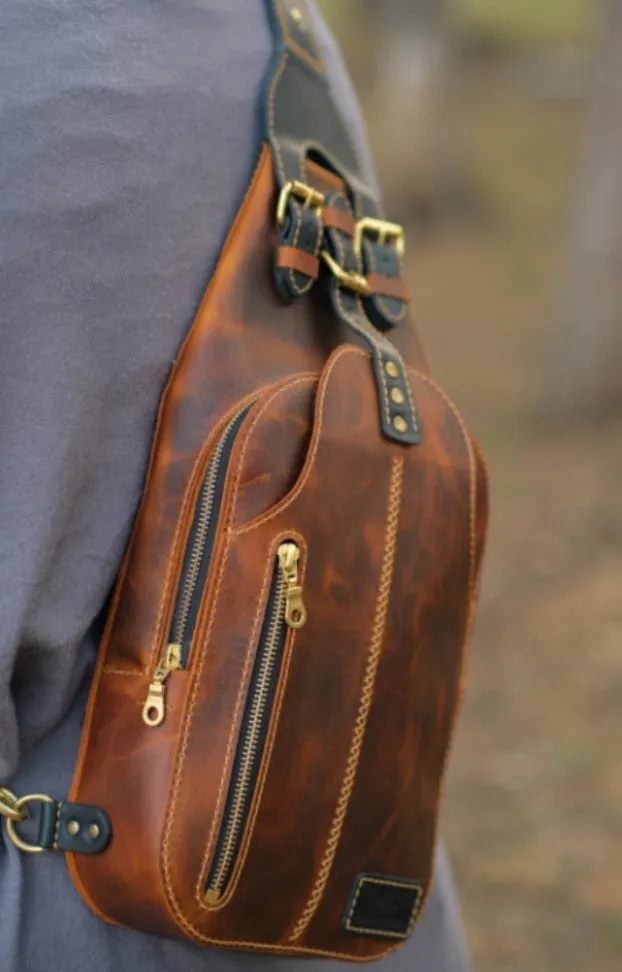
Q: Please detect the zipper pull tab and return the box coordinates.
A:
[142,643,182,728]
[278,542,307,630]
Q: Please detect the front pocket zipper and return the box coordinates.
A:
[205,541,306,904]
[142,404,254,728]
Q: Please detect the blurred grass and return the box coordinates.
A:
[318,0,598,46]
[453,0,596,45]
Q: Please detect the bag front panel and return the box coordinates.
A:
[68,150,487,961]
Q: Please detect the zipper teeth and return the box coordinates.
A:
[208,572,286,897]
[170,410,244,650]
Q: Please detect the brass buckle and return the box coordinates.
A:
[320,250,372,297]
[354,217,406,260]
[1,791,54,855]
[276,180,325,228]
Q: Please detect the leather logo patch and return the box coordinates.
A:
[343,874,423,940]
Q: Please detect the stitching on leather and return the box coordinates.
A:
[161,376,313,913]
[201,530,307,911]
[290,456,404,941]
[287,206,315,298]
[101,667,143,677]
[228,376,317,511]
[234,344,357,536]
[402,365,483,929]
[149,393,260,672]
[53,803,62,851]
[193,547,279,907]
[268,53,288,184]
[161,361,479,945]
[277,0,325,76]
[344,876,423,939]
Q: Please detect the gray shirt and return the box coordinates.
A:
[0,2,469,969]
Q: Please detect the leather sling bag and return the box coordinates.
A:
[0,1,488,961]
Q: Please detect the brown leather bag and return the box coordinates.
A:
[63,1,488,961]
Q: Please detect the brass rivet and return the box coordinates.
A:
[391,388,405,405]
[88,823,100,840]
[290,7,304,27]
[385,361,399,379]
[393,416,408,434]
[67,820,80,837]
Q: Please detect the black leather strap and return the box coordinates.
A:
[38,800,111,855]
[262,0,418,445]
[321,189,421,446]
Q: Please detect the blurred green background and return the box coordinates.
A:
[318,2,622,970]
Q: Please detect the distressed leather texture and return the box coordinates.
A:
[67,149,489,961]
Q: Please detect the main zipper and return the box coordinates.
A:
[142,404,253,728]
[205,541,306,904]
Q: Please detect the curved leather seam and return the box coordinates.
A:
[160,376,316,914]
[159,356,482,953]
[234,344,360,537]
[149,391,262,674]
[94,148,270,683]
[151,372,315,677]
[192,531,295,907]
[401,366,483,929]
[161,349,352,932]
[199,531,308,912]
[289,456,404,941]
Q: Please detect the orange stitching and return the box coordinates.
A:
[150,392,260,671]
[235,345,360,537]
[193,380,313,905]
[227,375,316,521]
[193,547,278,906]
[402,365,482,927]
[203,534,307,910]
[164,378,314,918]
[344,876,423,938]
[101,667,143,677]
[290,457,404,941]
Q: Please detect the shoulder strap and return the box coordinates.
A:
[262,0,421,446]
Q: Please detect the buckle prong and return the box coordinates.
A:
[320,250,372,297]
[276,180,325,228]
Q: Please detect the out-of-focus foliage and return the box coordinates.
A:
[314,3,622,971]
[318,0,597,46]
[453,0,595,45]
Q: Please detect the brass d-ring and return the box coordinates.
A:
[0,788,26,824]
[5,794,54,854]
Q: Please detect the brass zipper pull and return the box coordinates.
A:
[277,542,307,629]
[142,643,182,728]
